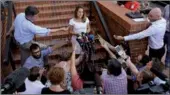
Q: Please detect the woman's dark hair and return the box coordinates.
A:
[74,6,86,22]
[28,66,40,82]
[107,58,122,76]
[25,6,39,16]
[139,55,151,66]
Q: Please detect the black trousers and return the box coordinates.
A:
[149,45,165,60]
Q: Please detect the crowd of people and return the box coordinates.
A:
[5,1,170,94]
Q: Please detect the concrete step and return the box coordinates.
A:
[14,2,89,13]
[11,42,105,65]
[14,1,89,7]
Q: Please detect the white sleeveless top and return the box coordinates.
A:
[69,17,90,34]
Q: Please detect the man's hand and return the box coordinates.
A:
[39,68,45,76]
[60,27,69,31]
[113,35,124,41]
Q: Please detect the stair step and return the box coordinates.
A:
[35,30,70,41]
[14,1,69,6]
[36,38,70,46]
[34,12,91,28]
[14,2,89,13]
[16,6,89,17]
[14,1,89,7]
[11,1,105,67]
[35,14,73,24]
[11,41,104,64]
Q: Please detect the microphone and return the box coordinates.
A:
[1,67,30,94]
[150,67,167,81]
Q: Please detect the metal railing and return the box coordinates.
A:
[91,1,114,45]
[2,1,16,70]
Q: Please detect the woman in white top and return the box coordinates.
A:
[69,6,91,54]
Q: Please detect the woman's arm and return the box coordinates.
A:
[102,43,116,59]
[68,25,78,35]
[125,57,139,76]
[86,23,91,33]
[50,27,68,33]
[70,44,78,77]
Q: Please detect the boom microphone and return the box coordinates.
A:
[1,67,30,94]
[150,67,167,81]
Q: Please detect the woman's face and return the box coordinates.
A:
[77,8,84,19]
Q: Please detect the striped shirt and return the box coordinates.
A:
[101,69,127,94]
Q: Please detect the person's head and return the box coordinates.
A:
[48,67,65,85]
[30,44,41,59]
[58,51,71,61]
[28,66,40,82]
[139,58,164,83]
[107,58,122,76]
[25,6,39,22]
[137,54,151,66]
[148,7,162,22]
[140,68,154,84]
[74,6,86,22]
[150,58,164,72]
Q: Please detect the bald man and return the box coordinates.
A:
[114,8,166,60]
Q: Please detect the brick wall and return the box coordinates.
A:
[97,1,149,63]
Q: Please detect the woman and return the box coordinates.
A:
[69,6,91,54]
[41,67,71,94]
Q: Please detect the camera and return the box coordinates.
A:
[115,45,128,60]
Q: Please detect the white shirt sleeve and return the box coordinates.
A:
[86,17,90,24]
[69,18,74,26]
[124,25,156,41]
[28,22,50,36]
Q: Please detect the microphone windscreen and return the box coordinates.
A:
[5,67,30,89]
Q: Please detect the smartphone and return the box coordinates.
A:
[115,45,128,60]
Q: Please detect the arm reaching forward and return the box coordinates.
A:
[125,57,139,76]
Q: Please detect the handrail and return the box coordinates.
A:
[3,1,16,70]
[91,1,114,45]
[12,1,16,18]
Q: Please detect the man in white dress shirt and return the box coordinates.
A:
[163,5,170,68]
[7,6,67,65]
[114,7,166,60]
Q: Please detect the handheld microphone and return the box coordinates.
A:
[1,67,30,94]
